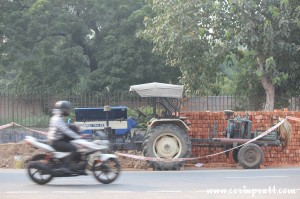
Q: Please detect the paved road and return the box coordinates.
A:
[0,168,299,199]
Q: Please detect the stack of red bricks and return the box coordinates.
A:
[181,111,300,167]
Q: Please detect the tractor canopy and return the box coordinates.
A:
[129,82,184,99]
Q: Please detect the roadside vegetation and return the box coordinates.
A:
[1,0,299,110]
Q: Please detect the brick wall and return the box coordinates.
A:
[181,111,300,167]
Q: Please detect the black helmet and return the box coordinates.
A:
[55,101,71,116]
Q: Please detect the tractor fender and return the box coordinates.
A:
[148,118,190,131]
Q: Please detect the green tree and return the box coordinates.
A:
[0,0,180,93]
[221,51,265,110]
[141,0,300,110]
[140,0,224,95]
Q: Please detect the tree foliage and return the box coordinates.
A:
[140,0,225,95]
[141,0,300,110]
[0,0,180,93]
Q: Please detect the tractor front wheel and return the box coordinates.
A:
[143,124,191,170]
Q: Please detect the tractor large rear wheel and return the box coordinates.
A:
[143,124,191,170]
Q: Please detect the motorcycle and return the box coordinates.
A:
[24,134,121,185]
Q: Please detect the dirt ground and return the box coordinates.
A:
[0,142,235,170]
[0,142,149,169]
[2,142,297,170]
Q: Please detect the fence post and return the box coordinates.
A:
[206,95,208,111]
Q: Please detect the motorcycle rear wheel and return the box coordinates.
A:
[92,158,121,184]
[27,154,53,185]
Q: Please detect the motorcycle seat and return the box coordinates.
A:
[37,139,49,144]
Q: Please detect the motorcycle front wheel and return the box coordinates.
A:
[27,154,53,185]
[92,158,121,184]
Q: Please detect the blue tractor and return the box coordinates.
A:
[74,83,192,170]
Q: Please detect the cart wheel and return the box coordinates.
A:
[238,143,264,169]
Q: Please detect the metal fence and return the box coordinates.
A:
[0,91,299,127]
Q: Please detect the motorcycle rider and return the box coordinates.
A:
[47,101,87,174]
